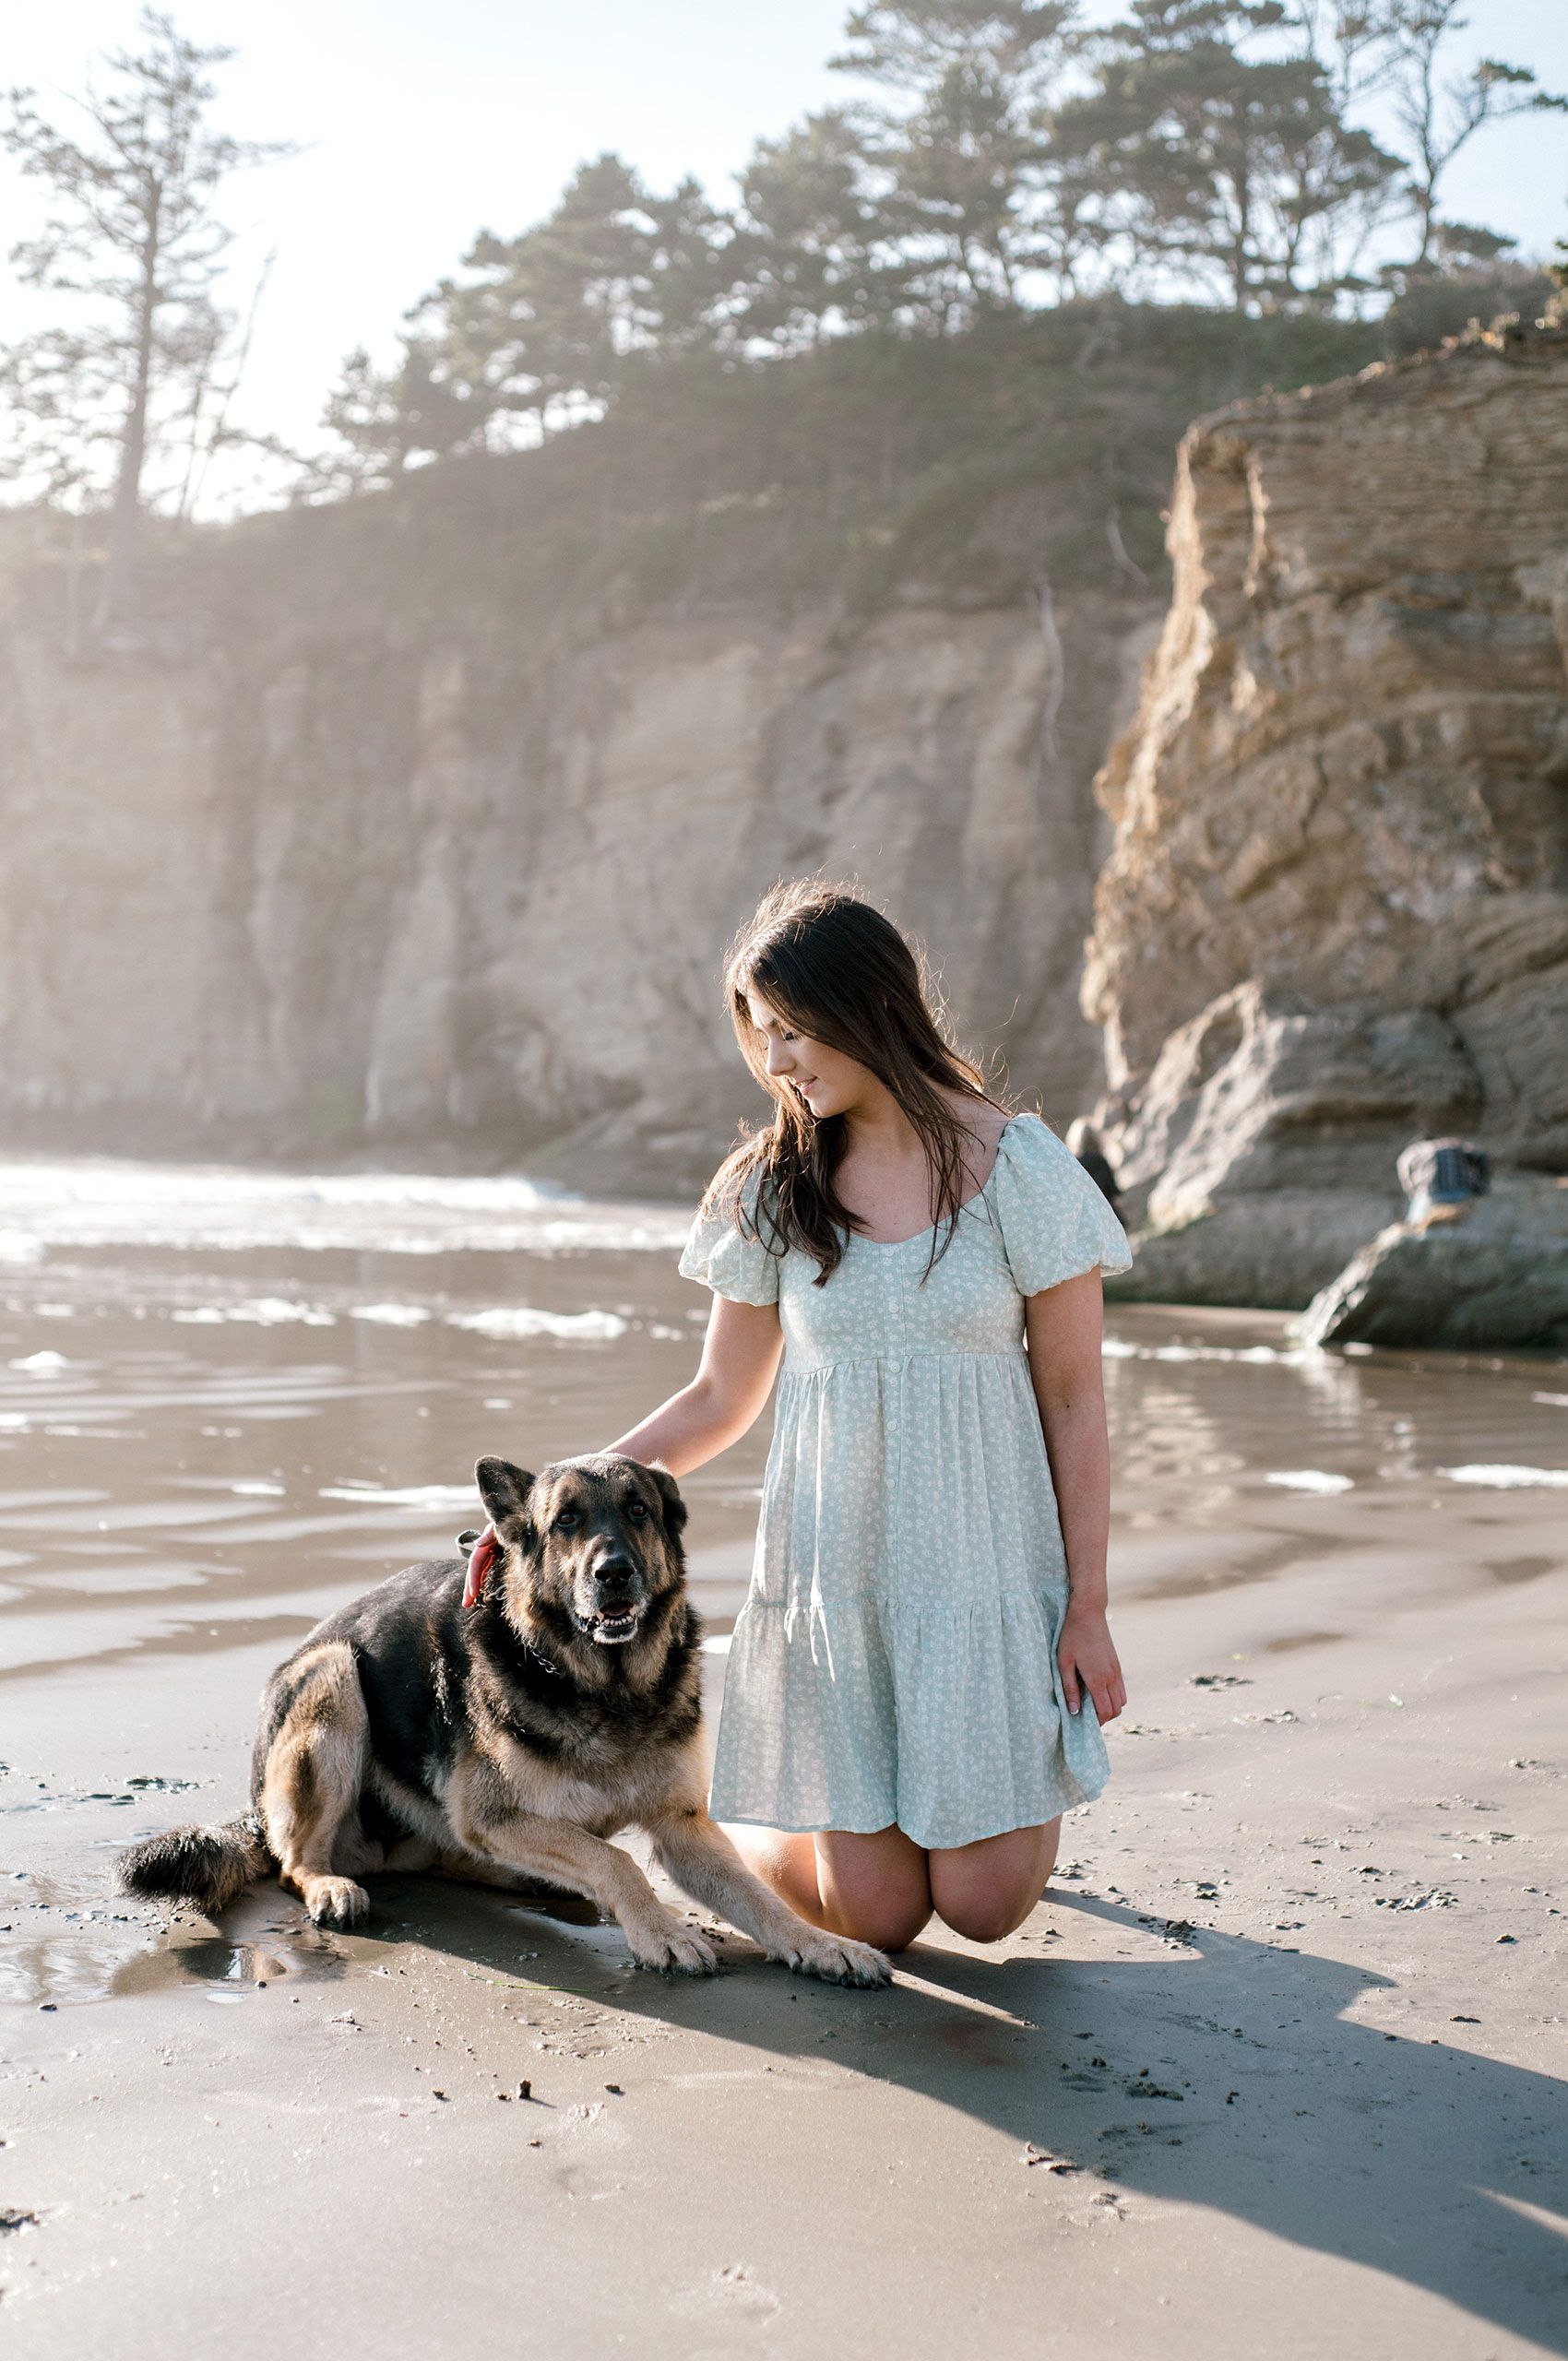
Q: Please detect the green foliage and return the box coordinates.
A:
[1052,2,1405,308]
[174,302,1370,672]
[731,111,897,345]
[1378,264,1557,354]
[373,154,742,460]
[308,0,1556,490]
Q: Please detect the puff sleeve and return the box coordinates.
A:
[677,1165,782,1307]
[991,1112,1133,1297]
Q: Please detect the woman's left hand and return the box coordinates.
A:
[1058,1601,1126,1724]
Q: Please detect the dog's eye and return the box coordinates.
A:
[625,1498,649,1522]
[553,1509,580,1532]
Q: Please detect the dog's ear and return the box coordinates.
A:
[476,1456,536,1535]
[646,1461,688,1539]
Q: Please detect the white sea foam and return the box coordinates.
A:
[319,1482,481,1512]
[8,1351,72,1374]
[448,1307,630,1343]
[171,1298,335,1327]
[1440,1464,1568,1489]
[1103,1338,1303,1367]
[350,1303,433,1327]
[0,1154,689,1257]
[1265,1470,1355,1494]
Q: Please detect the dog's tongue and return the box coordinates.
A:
[462,1525,498,1609]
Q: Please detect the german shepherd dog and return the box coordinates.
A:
[117,1453,888,1987]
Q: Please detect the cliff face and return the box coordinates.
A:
[0,579,1152,1191]
[1084,324,1568,1303]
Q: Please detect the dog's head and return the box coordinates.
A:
[475,1452,688,1653]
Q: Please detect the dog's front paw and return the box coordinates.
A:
[629,1917,718,1976]
[305,1876,369,1928]
[780,1930,892,1988]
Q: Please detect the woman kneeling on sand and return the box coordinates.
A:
[601,880,1132,1952]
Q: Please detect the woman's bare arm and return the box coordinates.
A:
[604,1295,784,1477]
[1024,1269,1126,1725]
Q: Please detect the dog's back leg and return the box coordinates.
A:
[259,1643,372,1928]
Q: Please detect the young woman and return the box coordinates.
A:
[606,880,1132,1953]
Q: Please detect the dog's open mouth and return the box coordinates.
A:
[584,1607,642,1645]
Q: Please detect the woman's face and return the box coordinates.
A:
[743,987,873,1122]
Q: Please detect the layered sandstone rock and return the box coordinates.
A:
[1084,323,1568,1306]
[0,587,1152,1191]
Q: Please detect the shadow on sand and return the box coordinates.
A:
[133,1871,1568,2350]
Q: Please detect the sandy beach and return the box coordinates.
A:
[0,1157,1564,2358]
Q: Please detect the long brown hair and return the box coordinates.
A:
[702,880,1012,1287]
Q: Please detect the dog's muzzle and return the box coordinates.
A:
[577,1553,647,1646]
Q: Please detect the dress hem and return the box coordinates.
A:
[708,1777,1106,1853]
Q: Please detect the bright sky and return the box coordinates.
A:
[3,1,1565,509]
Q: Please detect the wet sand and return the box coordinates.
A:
[1,1156,1565,2357]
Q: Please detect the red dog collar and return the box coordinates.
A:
[461,1525,498,1609]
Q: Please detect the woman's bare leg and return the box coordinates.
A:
[720,1824,826,1923]
[721,1821,933,1952]
[927,1819,1061,1944]
[721,1816,1059,1950]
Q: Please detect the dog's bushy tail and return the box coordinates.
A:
[116,1811,273,1916]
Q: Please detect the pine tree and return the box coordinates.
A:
[1380,1,1566,272]
[0,9,294,639]
[832,3,1087,322]
[1054,1,1401,309]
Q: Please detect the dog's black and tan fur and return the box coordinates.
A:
[117,1453,887,1986]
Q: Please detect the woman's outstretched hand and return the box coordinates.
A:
[1057,1600,1126,1724]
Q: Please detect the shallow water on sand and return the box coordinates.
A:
[1,1152,1564,2008]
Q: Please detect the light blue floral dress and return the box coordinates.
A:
[678,1112,1133,1849]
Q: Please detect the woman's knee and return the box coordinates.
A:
[814,1829,932,1952]
[929,1821,1060,1945]
[825,1896,932,1952]
[935,1888,1036,1944]
[818,1865,932,1952]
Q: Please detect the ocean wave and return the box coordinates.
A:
[1439,1464,1568,1489]
[0,1155,691,1258]
[447,1307,630,1342]
[171,1298,336,1327]
[318,1482,481,1511]
[1102,1338,1304,1367]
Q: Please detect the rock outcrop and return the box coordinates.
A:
[1084,323,1568,1307]
[1296,1174,1568,1351]
[0,575,1154,1191]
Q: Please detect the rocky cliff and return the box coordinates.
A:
[1084,321,1568,1307]
[0,560,1153,1191]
